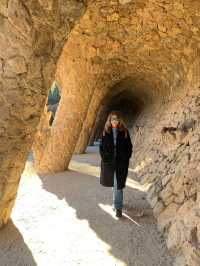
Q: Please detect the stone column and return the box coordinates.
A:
[0,1,86,228]
[95,112,108,140]
[37,33,100,173]
[74,88,104,154]
[38,80,95,173]
[32,102,60,172]
[32,105,52,171]
[88,104,107,145]
[95,107,109,140]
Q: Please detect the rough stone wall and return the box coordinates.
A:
[0,0,86,227]
[132,86,200,266]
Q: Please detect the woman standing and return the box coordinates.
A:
[99,111,133,218]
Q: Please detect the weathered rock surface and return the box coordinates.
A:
[133,90,200,266]
[0,0,87,227]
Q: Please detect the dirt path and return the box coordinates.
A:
[0,144,174,266]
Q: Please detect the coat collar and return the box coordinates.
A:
[105,127,127,137]
[102,126,127,137]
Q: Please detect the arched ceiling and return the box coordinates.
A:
[56,0,200,105]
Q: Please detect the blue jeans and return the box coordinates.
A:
[112,171,123,210]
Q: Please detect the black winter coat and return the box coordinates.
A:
[99,127,133,189]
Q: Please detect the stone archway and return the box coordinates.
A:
[75,79,145,153]
[2,1,200,265]
[37,0,195,174]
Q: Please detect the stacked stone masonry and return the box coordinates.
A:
[135,89,200,266]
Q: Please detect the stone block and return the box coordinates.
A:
[157,203,179,232]
[153,200,165,218]
[4,56,27,77]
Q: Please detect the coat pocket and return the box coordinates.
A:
[100,159,114,187]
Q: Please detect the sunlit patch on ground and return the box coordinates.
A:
[11,172,127,266]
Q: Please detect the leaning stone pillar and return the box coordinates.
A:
[37,40,99,173]
[74,88,104,154]
[88,104,107,145]
[38,81,95,173]
[32,105,52,171]
[93,107,109,142]
[0,1,86,228]
[96,113,108,140]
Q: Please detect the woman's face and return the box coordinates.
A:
[111,115,119,127]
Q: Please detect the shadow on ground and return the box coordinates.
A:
[38,146,173,266]
[0,220,37,266]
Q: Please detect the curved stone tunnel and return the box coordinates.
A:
[75,79,145,154]
[98,80,146,130]
[38,0,199,174]
[1,0,200,265]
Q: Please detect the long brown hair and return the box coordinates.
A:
[102,110,128,137]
